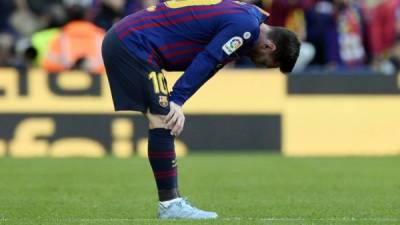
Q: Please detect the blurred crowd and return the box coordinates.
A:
[1,0,400,75]
[0,0,157,74]
[243,0,400,74]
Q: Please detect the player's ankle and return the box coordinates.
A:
[159,197,182,208]
[158,188,180,201]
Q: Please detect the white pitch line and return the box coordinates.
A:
[1,217,399,222]
[227,217,400,222]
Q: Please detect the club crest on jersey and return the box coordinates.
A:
[159,96,169,108]
[222,36,243,55]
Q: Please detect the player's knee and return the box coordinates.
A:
[145,112,167,129]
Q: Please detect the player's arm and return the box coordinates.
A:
[165,16,260,135]
[169,18,260,106]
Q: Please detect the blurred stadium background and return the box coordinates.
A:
[0,0,399,224]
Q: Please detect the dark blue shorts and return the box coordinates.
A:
[101,29,170,115]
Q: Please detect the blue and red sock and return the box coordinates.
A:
[148,128,179,201]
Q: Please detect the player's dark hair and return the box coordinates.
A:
[66,5,86,22]
[267,27,301,73]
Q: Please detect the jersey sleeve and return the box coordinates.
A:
[169,15,260,106]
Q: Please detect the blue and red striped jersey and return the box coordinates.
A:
[114,0,268,105]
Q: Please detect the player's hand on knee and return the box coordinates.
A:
[165,101,185,136]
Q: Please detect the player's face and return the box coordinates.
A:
[249,46,278,69]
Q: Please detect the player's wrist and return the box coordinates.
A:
[170,101,183,108]
[169,95,185,106]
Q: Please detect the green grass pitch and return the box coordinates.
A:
[0,154,399,225]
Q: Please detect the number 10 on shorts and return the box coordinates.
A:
[149,72,169,95]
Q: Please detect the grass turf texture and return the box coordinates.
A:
[0,154,399,225]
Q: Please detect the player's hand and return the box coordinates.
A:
[165,101,185,136]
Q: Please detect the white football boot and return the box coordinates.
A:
[158,198,218,220]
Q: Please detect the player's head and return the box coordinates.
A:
[249,26,300,73]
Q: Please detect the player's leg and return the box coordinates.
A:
[145,112,218,220]
[144,71,218,219]
[144,112,179,202]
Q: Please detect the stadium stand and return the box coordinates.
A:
[0,0,399,74]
